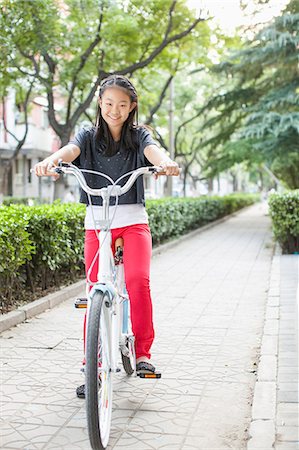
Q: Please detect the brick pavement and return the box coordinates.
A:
[275,255,298,449]
[0,202,285,449]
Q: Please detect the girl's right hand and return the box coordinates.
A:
[34,160,60,179]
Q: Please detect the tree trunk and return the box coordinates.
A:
[53,131,72,200]
[183,168,188,197]
[231,173,238,192]
[0,161,12,197]
[207,177,213,194]
[258,169,264,192]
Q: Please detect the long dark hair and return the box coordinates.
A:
[95,75,139,156]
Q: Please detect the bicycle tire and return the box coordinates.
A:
[86,291,112,450]
[121,342,135,375]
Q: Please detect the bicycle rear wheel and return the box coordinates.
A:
[86,291,112,450]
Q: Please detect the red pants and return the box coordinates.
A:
[84,224,154,360]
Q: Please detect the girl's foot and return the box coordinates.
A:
[136,356,151,365]
[76,384,85,399]
[136,357,156,374]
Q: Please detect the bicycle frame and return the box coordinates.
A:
[87,215,131,375]
[54,163,161,376]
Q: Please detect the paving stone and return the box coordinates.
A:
[257,355,277,381]
[247,419,275,449]
[0,204,283,450]
[275,443,299,450]
[251,382,276,420]
[261,335,278,355]
[276,405,299,428]
[276,426,299,442]
[277,390,298,403]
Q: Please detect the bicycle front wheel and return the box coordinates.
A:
[86,291,113,450]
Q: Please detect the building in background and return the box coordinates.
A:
[0,90,60,202]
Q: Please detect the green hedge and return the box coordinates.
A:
[268,190,299,254]
[0,193,258,312]
[148,193,259,245]
[0,202,86,311]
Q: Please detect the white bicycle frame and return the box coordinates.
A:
[55,163,161,375]
[88,226,129,374]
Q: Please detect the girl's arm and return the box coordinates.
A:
[144,144,180,176]
[34,144,81,177]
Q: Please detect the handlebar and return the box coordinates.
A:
[54,162,164,199]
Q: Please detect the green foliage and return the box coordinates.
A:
[0,203,85,312]
[197,2,299,188]
[0,0,205,127]
[268,190,299,254]
[0,206,34,275]
[147,193,259,244]
[0,206,34,305]
[0,194,258,311]
[26,203,86,275]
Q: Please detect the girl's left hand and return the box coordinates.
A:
[159,161,180,176]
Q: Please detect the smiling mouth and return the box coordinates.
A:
[108,116,121,121]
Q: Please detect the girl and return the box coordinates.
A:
[34,75,180,398]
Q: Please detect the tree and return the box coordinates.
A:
[0,0,207,195]
[137,65,225,195]
[194,0,299,188]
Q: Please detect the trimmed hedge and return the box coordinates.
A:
[0,203,85,311]
[148,193,259,245]
[0,193,258,312]
[268,190,299,254]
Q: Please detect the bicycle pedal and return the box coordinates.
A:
[74,298,87,308]
[137,372,162,379]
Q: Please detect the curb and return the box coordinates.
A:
[0,279,86,333]
[247,244,281,450]
[0,205,254,334]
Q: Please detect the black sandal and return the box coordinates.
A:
[136,361,156,374]
[76,384,85,399]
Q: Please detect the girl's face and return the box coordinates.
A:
[99,87,136,132]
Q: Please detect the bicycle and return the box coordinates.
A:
[54,161,162,450]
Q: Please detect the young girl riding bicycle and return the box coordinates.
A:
[34,75,180,398]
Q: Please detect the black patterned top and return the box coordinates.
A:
[69,126,156,206]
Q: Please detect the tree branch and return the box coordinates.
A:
[66,10,104,121]
[145,55,181,125]
[16,47,48,84]
[145,75,173,125]
[165,1,177,40]
[174,109,203,150]
[42,51,56,75]
[114,16,204,77]
[152,127,169,151]
[69,70,107,129]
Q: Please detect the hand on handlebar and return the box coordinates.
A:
[33,160,60,180]
[154,161,180,179]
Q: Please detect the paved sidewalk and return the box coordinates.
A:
[247,249,299,450]
[275,255,298,449]
[0,203,280,449]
